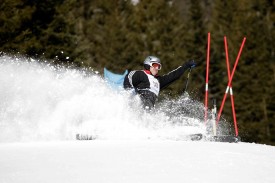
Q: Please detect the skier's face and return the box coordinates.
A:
[150,65,159,76]
[152,63,161,70]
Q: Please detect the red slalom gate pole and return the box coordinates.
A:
[230,88,238,136]
[204,32,210,124]
[216,37,246,126]
[224,36,239,136]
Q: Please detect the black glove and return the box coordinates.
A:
[183,60,196,69]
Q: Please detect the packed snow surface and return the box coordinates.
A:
[1,141,275,183]
[1,56,275,183]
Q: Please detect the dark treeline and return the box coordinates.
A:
[0,0,274,145]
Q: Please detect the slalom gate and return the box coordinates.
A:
[204,32,246,140]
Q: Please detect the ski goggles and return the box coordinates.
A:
[151,63,162,70]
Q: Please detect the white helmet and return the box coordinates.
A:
[143,56,162,70]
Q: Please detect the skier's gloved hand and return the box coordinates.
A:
[183,60,196,69]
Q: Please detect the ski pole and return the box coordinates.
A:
[224,36,239,136]
[216,37,246,125]
[204,32,211,124]
[183,68,192,94]
[211,99,217,136]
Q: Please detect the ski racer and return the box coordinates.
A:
[123,56,196,110]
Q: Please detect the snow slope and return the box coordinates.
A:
[1,140,275,183]
[1,56,275,183]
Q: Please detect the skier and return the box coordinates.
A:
[123,56,196,110]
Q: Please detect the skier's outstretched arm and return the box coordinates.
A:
[159,60,196,89]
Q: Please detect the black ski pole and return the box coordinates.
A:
[183,68,192,94]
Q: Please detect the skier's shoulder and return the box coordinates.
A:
[128,70,147,77]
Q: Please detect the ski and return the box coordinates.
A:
[76,133,203,141]
[177,133,203,141]
[209,135,240,143]
[76,134,96,140]
[76,133,240,142]
[188,133,203,141]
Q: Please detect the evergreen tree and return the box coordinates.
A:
[41,0,78,64]
[0,0,76,63]
[72,0,136,71]
[233,0,275,144]
[0,0,35,54]
[183,0,208,100]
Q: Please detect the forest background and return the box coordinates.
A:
[0,0,274,145]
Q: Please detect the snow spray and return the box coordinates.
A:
[0,55,209,142]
